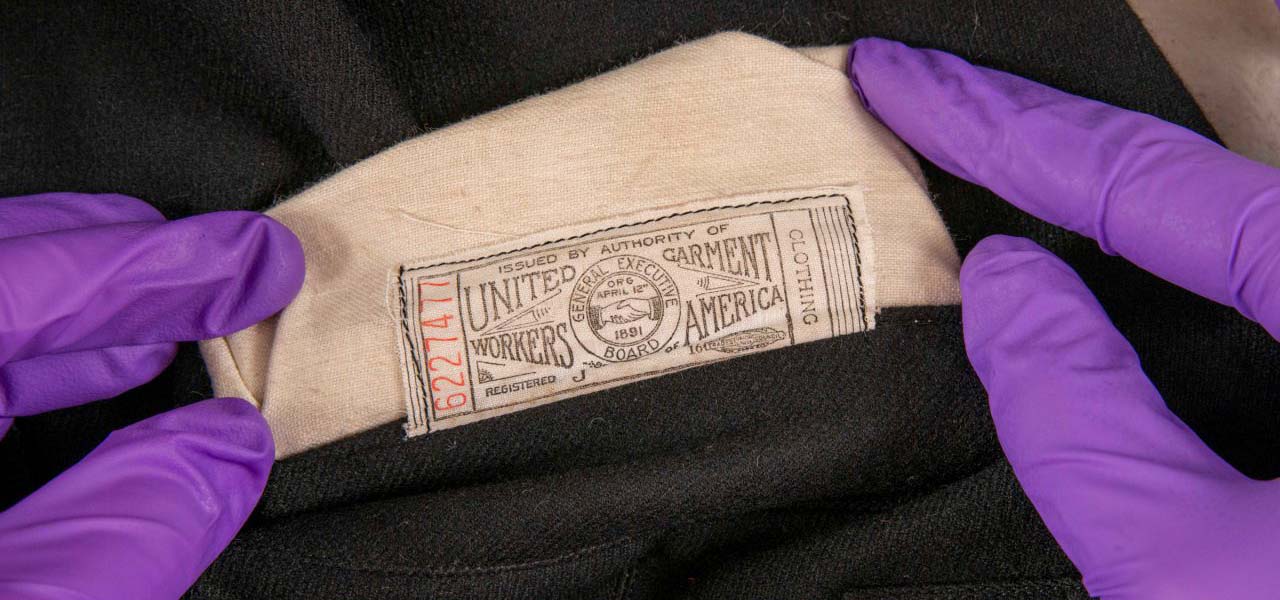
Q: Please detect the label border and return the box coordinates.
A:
[396,192,868,434]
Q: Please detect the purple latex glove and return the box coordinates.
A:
[850,39,1280,598]
[0,193,304,599]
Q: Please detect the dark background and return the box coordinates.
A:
[2,1,1276,597]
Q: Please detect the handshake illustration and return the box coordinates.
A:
[601,298,656,323]
[588,297,662,329]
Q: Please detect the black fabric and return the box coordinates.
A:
[197,307,1086,599]
[2,1,1277,598]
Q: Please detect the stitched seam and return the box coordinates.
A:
[396,265,431,431]
[393,192,850,430]
[398,193,846,274]
[843,201,870,329]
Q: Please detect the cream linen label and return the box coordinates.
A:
[393,188,877,435]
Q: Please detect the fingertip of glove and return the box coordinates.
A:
[242,211,306,307]
[189,211,306,336]
[960,235,1061,298]
[847,38,905,121]
[218,211,305,287]
[958,236,1093,375]
[845,39,873,116]
[132,397,274,472]
[0,398,273,597]
[188,396,273,454]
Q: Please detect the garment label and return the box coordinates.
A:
[394,188,875,435]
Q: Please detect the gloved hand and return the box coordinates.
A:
[849,39,1280,598]
[0,193,304,599]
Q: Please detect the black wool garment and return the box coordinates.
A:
[3,1,1279,598]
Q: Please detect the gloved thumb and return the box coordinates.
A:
[961,235,1280,599]
[0,398,271,600]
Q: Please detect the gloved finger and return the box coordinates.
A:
[0,397,272,600]
[849,38,1280,340]
[1,343,177,417]
[0,211,305,364]
[0,418,9,439]
[0,194,177,420]
[961,235,1273,597]
[0,196,222,417]
[0,192,164,239]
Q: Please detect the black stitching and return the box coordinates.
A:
[400,193,847,274]
[842,202,870,330]
[394,189,865,427]
[396,265,431,432]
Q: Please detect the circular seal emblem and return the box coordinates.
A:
[568,255,680,362]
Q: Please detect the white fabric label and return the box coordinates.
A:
[393,188,876,435]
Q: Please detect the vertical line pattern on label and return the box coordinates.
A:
[811,207,837,334]
[843,204,869,330]
[395,191,874,437]
[767,213,797,345]
[411,277,427,430]
[457,272,478,412]
[833,207,855,333]
[824,205,855,334]
[397,267,429,433]
[827,205,863,330]
[814,207,850,335]
[813,208,835,333]
[806,209,838,338]
[838,205,866,328]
